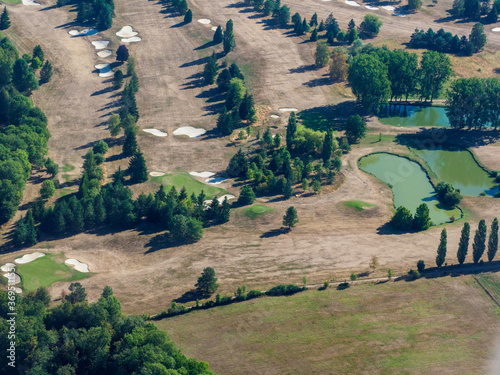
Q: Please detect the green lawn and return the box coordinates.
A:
[1,0,21,3]
[242,204,273,220]
[16,253,90,291]
[475,273,500,302]
[342,200,376,211]
[150,173,228,199]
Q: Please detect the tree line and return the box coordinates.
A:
[0,285,215,374]
[451,0,500,23]
[57,0,115,30]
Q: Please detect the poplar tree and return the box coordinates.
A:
[436,228,447,268]
[457,222,470,265]
[286,112,297,150]
[487,218,498,262]
[223,19,235,54]
[472,219,487,263]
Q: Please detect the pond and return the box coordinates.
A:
[377,105,450,127]
[411,147,499,196]
[359,153,461,225]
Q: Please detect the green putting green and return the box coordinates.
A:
[243,205,273,220]
[151,172,227,199]
[342,200,377,211]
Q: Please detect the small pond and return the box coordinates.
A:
[377,105,450,127]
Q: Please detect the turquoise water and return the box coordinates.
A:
[377,105,450,127]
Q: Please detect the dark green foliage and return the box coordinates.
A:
[0,7,10,30]
[457,222,470,265]
[216,107,233,136]
[286,112,297,151]
[123,127,138,156]
[112,69,124,90]
[184,8,193,23]
[238,185,256,205]
[83,150,104,181]
[359,14,383,38]
[435,182,462,207]
[420,51,454,102]
[409,28,473,55]
[97,5,113,30]
[116,45,129,62]
[315,41,330,67]
[39,60,53,84]
[417,260,425,273]
[277,5,290,28]
[472,219,487,263]
[488,2,499,22]
[196,267,219,296]
[265,284,305,296]
[128,148,148,183]
[171,215,203,242]
[325,13,339,38]
[464,0,481,18]
[310,12,318,27]
[487,218,498,262]
[33,45,44,64]
[12,58,38,94]
[213,25,223,44]
[283,206,298,229]
[66,282,87,304]
[223,19,235,54]
[310,28,318,42]
[45,158,58,178]
[390,206,413,231]
[344,115,366,143]
[469,23,486,53]
[413,203,432,231]
[76,0,115,29]
[225,77,246,110]
[408,0,422,10]
[239,92,257,122]
[92,139,109,155]
[282,178,293,199]
[40,179,56,199]
[203,51,218,85]
[436,229,447,268]
[227,148,248,176]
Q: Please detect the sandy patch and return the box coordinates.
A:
[173,126,206,138]
[270,114,280,118]
[190,171,216,178]
[150,172,166,177]
[14,252,45,264]
[95,63,114,78]
[122,37,142,43]
[68,29,98,36]
[211,26,218,31]
[65,259,90,273]
[393,13,406,17]
[97,49,112,58]
[206,176,227,184]
[198,19,212,25]
[1,263,15,272]
[345,0,360,6]
[382,5,396,11]
[279,107,298,112]
[143,128,168,137]
[21,0,40,5]
[116,26,138,38]
[204,194,236,205]
[365,5,379,10]
[3,273,21,285]
[92,40,110,50]
[492,28,500,32]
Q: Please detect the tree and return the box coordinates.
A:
[45,158,59,178]
[436,228,447,268]
[213,25,223,44]
[302,178,309,191]
[369,255,379,272]
[195,267,219,296]
[108,114,121,137]
[359,14,383,38]
[203,51,218,85]
[31,57,42,71]
[286,112,297,150]
[348,28,358,44]
[310,28,318,42]
[420,51,454,102]
[322,130,334,162]
[123,128,138,156]
[413,203,432,231]
[223,19,235,54]
[277,5,290,28]
[128,149,148,183]
[97,5,113,30]
[487,218,498,262]
[455,225,472,269]
[469,23,486,53]
[312,178,321,193]
[40,179,56,199]
[239,93,257,122]
[315,41,330,67]
[184,9,193,23]
[464,0,481,18]
[112,70,124,90]
[116,45,129,62]
[39,61,53,84]
[417,260,425,273]
[33,45,44,63]
[283,206,298,229]
[24,209,37,246]
[408,0,422,11]
[0,7,10,30]
[12,58,38,94]
[238,185,255,205]
[65,282,87,304]
[283,178,293,199]
[225,78,246,110]
[487,3,499,22]
[472,219,487,263]
[390,206,413,231]
[329,50,348,82]
[344,115,366,143]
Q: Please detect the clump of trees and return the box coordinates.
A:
[435,182,462,208]
[57,0,115,30]
[390,203,433,231]
[359,14,382,38]
[450,0,499,21]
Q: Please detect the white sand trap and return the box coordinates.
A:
[365,5,379,10]
[122,37,142,43]
[95,63,114,78]
[204,194,235,206]
[321,0,332,2]
[206,177,227,184]
[173,126,206,138]
[198,19,212,25]
[345,0,360,6]
[116,26,138,38]
[190,171,215,178]
[65,259,89,273]
[211,26,218,31]
[97,49,112,58]
[150,172,166,177]
[15,252,45,264]
[1,263,15,272]
[68,29,97,36]
[382,5,396,11]
[393,13,406,17]
[4,273,21,285]
[270,114,280,119]
[143,128,168,137]
[492,28,500,32]
[21,0,40,5]
[92,40,110,50]
[279,107,298,112]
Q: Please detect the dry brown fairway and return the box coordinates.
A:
[155,274,500,375]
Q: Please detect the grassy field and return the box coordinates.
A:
[242,205,273,220]
[156,275,499,375]
[16,253,90,291]
[342,200,376,211]
[476,273,500,302]
[150,173,228,199]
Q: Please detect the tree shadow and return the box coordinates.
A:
[376,222,404,235]
[173,289,206,303]
[395,128,500,149]
[91,87,114,96]
[143,232,189,253]
[170,21,188,28]
[260,227,288,238]
[289,64,317,74]
[303,76,331,88]
[194,40,216,51]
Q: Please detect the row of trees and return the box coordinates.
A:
[451,0,500,22]
[409,24,487,55]
[56,0,115,30]
[445,77,500,129]
[0,286,215,374]
[436,218,498,267]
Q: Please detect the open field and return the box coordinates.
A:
[155,274,500,375]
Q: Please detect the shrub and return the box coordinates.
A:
[337,282,350,290]
[417,259,425,273]
[350,273,357,281]
[265,284,306,296]
[247,289,264,299]
[409,269,420,280]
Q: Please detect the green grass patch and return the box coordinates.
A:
[150,172,227,199]
[475,273,500,301]
[342,200,376,211]
[242,205,273,220]
[16,253,90,291]
[62,163,75,173]
[358,132,396,146]
[1,0,21,3]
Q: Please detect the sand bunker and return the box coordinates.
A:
[393,12,406,17]
[206,177,227,184]
[69,29,98,36]
[492,28,500,32]
[270,114,280,119]
[211,26,218,31]
[143,128,168,137]
[190,171,215,178]
[65,259,90,273]
[365,5,379,10]
[3,273,21,285]
[21,0,40,5]
[116,26,138,38]
[173,126,206,138]
[95,64,114,78]
[279,107,298,112]
[1,263,15,272]
[122,37,142,43]
[97,49,112,58]
[382,5,396,11]
[198,19,212,25]
[150,172,166,177]
[92,40,110,50]
[204,194,236,205]
[345,0,360,6]
[15,252,45,264]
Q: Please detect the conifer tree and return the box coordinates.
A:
[39,61,53,84]
[123,128,138,156]
[25,209,37,246]
[310,28,318,42]
[322,130,334,162]
[184,9,193,23]
[218,196,230,223]
[223,19,235,54]
[286,112,297,150]
[202,51,218,85]
[128,148,148,183]
[213,25,223,44]
[283,206,298,229]
[472,219,487,263]
[13,217,27,246]
[33,45,44,63]
[457,222,470,265]
[436,228,447,267]
[487,217,498,262]
[0,7,10,30]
